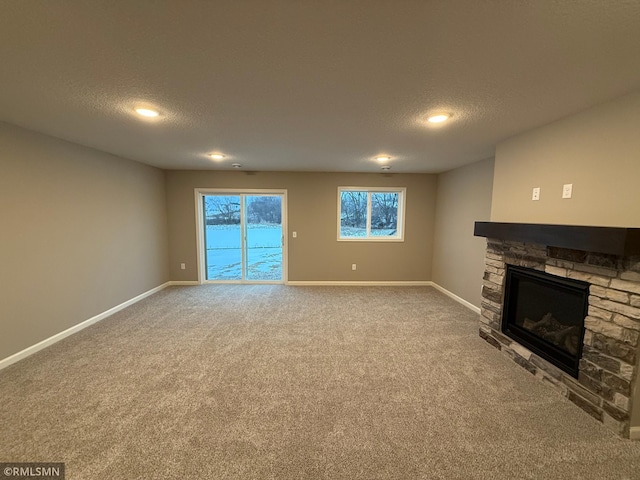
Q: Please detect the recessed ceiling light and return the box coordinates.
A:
[209,153,225,160]
[135,107,160,118]
[231,163,242,168]
[427,113,450,123]
[375,156,391,162]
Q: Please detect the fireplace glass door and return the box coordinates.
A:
[502,265,589,377]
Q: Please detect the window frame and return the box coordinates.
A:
[336,186,406,242]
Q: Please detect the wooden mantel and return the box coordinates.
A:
[474,222,640,257]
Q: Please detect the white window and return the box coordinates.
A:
[337,187,406,241]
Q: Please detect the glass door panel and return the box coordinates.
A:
[245,195,283,281]
[203,195,242,280]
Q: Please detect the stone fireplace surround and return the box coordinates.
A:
[474,222,640,438]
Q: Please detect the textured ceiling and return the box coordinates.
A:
[1,1,640,173]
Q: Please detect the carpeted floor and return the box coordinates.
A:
[1,285,640,479]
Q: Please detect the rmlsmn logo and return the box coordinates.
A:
[0,463,65,480]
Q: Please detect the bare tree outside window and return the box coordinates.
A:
[247,196,282,224]
[205,196,241,225]
[340,191,367,236]
[371,193,398,236]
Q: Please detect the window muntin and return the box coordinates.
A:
[338,187,405,241]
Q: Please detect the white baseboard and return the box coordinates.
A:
[286,281,433,287]
[0,281,172,371]
[168,280,201,286]
[630,427,640,441]
[430,282,481,314]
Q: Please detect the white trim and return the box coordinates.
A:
[630,427,640,441]
[430,282,481,314]
[194,189,206,285]
[168,280,200,286]
[286,281,432,286]
[0,282,171,371]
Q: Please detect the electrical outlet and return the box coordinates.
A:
[532,187,540,201]
[562,183,573,199]
[180,263,186,270]
[292,231,297,238]
[352,264,357,271]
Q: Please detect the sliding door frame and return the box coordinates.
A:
[194,188,288,284]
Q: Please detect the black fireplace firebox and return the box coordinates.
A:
[502,265,590,378]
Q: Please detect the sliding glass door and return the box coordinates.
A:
[201,192,284,283]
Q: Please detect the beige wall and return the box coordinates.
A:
[491,91,640,227]
[0,122,169,361]
[166,171,436,282]
[432,158,494,308]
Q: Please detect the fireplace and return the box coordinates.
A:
[474,222,640,438]
[502,265,589,378]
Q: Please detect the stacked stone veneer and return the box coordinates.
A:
[480,238,640,438]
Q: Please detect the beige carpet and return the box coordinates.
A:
[1,285,640,479]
